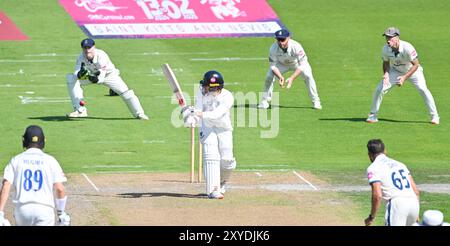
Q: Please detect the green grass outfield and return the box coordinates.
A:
[0,0,449,224]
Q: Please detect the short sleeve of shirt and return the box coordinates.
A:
[381,46,389,61]
[367,166,381,184]
[404,43,418,61]
[3,159,15,183]
[291,42,305,60]
[50,157,67,183]
[268,45,278,66]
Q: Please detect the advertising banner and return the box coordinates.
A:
[0,12,28,41]
[59,0,285,38]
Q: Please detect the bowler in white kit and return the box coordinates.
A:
[364,139,420,226]
[366,27,439,124]
[0,125,70,226]
[258,29,322,110]
[183,70,236,199]
[66,38,149,120]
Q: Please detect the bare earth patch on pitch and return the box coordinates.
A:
[63,171,363,225]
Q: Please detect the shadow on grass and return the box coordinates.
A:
[233,103,311,109]
[28,116,134,121]
[319,117,428,124]
[117,192,205,199]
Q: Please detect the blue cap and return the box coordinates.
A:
[275,29,290,39]
[23,125,45,149]
[81,38,95,48]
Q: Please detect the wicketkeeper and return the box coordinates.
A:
[66,38,149,120]
[183,70,236,199]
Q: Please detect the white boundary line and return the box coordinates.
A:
[237,169,290,172]
[292,170,318,190]
[103,151,136,155]
[82,165,143,169]
[82,173,100,192]
[190,57,265,61]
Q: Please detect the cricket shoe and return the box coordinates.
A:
[313,101,322,110]
[219,182,226,194]
[431,115,440,125]
[67,110,88,118]
[137,113,149,120]
[366,114,378,123]
[208,190,224,199]
[257,100,270,109]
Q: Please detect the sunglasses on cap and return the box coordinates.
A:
[276,37,287,42]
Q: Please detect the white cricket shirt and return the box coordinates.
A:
[366,154,417,202]
[268,39,307,67]
[3,148,67,208]
[382,40,420,73]
[74,49,119,83]
[195,88,234,131]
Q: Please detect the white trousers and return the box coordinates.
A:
[14,203,55,226]
[200,127,236,194]
[66,72,145,117]
[263,61,320,103]
[385,197,419,226]
[369,67,439,117]
[66,72,129,112]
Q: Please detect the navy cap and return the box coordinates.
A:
[81,38,95,48]
[275,29,290,39]
[23,125,45,149]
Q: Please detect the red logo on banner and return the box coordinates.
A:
[0,12,28,41]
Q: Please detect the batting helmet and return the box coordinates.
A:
[200,70,224,92]
[22,125,45,149]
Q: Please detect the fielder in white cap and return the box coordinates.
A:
[413,210,450,226]
[366,27,440,125]
[258,29,322,110]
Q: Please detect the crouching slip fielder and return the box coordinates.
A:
[0,125,70,226]
[258,29,322,110]
[66,38,148,120]
[184,70,236,199]
[366,27,439,124]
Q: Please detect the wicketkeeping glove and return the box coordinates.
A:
[77,62,88,79]
[56,210,71,226]
[87,75,99,83]
[0,211,11,226]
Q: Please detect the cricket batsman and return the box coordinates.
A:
[183,70,236,199]
[66,38,148,120]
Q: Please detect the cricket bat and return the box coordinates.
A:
[162,63,186,107]
[161,63,195,183]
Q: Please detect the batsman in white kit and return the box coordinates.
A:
[0,125,70,226]
[183,70,236,199]
[258,29,322,110]
[66,38,148,120]
[366,27,439,124]
[364,139,420,226]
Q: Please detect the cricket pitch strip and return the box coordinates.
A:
[3,171,363,226]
